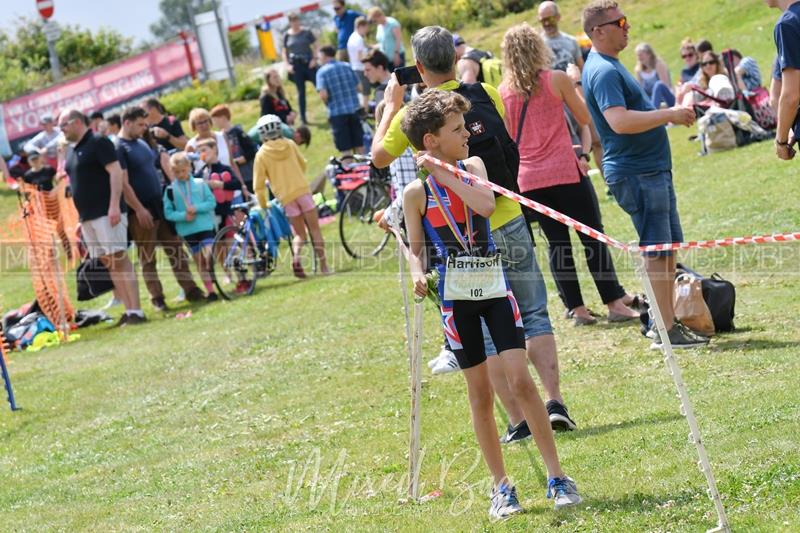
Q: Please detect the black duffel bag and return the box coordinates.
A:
[76,257,115,301]
[676,264,736,332]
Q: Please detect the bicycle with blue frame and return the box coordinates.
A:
[210,200,317,299]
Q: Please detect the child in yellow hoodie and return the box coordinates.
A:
[253,114,331,277]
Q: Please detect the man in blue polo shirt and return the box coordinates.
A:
[765,0,800,160]
[316,45,364,155]
[332,0,362,62]
[581,0,706,349]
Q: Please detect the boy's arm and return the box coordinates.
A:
[402,181,429,298]
[419,155,495,218]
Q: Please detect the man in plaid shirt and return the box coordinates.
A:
[316,45,365,155]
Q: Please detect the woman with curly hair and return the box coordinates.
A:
[499,23,640,325]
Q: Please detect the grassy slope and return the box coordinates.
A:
[1,1,799,531]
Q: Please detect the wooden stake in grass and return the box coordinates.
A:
[408,299,424,501]
[632,251,730,533]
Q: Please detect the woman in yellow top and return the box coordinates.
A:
[253,114,331,277]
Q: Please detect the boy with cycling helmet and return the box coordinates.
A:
[253,114,332,277]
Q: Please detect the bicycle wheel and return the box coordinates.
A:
[210,225,260,300]
[339,181,391,259]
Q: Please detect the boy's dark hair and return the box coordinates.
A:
[697,39,713,54]
[144,97,167,114]
[295,125,312,147]
[320,45,337,58]
[106,114,121,129]
[90,111,104,121]
[363,49,390,71]
[196,137,218,150]
[122,106,148,123]
[728,49,742,60]
[401,89,470,151]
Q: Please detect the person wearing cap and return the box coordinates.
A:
[22,150,57,192]
[23,115,61,169]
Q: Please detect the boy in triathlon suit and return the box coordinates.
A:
[402,89,581,519]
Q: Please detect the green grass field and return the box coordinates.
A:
[1,1,799,531]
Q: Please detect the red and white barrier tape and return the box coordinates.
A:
[421,154,800,253]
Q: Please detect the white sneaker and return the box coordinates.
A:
[172,289,186,303]
[431,349,459,374]
[427,346,451,369]
[102,296,122,310]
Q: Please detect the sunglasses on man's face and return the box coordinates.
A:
[681,52,696,59]
[595,16,627,30]
[58,119,74,129]
[539,16,557,25]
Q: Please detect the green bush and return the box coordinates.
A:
[391,0,536,33]
[160,75,261,119]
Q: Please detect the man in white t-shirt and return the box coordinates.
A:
[538,1,584,72]
[347,16,371,112]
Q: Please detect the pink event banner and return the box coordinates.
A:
[0,39,202,143]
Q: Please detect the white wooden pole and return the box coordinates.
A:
[408,299,424,500]
[632,251,730,533]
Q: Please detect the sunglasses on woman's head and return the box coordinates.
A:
[595,16,626,30]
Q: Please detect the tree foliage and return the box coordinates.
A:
[150,0,215,41]
[0,18,132,100]
[228,29,252,59]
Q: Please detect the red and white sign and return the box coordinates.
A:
[37,0,55,19]
[0,39,202,144]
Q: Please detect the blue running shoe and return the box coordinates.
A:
[489,483,523,520]
[547,476,582,510]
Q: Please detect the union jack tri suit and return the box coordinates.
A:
[421,162,525,369]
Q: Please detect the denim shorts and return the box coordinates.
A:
[606,170,684,257]
[481,215,553,356]
[329,113,363,152]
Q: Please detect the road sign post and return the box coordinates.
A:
[37,1,61,82]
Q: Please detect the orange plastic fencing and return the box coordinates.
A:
[1,327,9,363]
[17,183,77,333]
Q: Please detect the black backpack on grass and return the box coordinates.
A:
[453,82,520,195]
[677,264,736,332]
